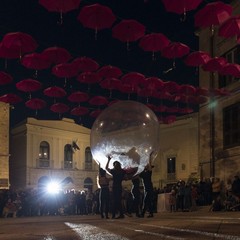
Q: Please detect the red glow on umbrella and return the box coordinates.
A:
[90,109,102,118]
[121,72,145,87]
[78,3,116,38]
[112,19,146,43]
[1,32,38,58]
[219,63,240,78]
[77,72,101,84]
[71,106,89,116]
[184,51,211,67]
[52,62,79,78]
[0,71,13,85]
[164,81,180,93]
[25,98,46,110]
[100,78,121,90]
[202,57,227,72]
[0,93,22,104]
[16,79,42,93]
[89,96,108,106]
[50,102,69,113]
[68,91,89,103]
[179,84,196,95]
[219,15,240,39]
[142,77,165,91]
[44,86,67,98]
[21,53,51,70]
[161,42,190,59]
[72,57,99,72]
[0,42,20,59]
[42,47,72,65]
[97,65,122,78]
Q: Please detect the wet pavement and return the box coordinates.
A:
[1,207,240,240]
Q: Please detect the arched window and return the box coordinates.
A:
[39,141,50,167]
[84,177,93,192]
[64,144,73,169]
[85,147,92,170]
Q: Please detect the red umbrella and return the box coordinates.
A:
[0,71,13,85]
[42,47,72,65]
[44,86,67,98]
[179,84,196,95]
[218,15,240,39]
[72,57,99,72]
[100,77,121,97]
[194,2,233,29]
[25,98,46,110]
[202,57,227,72]
[142,77,165,91]
[0,93,22,104]
[52,62,79,78]
[1,32,38,58]
[121,72,145,87]
[112,19,146,48]
[90,109,102,118]
[21,53,51,70]
[39,0,81,24]
[161,42,190,59]
[50,102,69,113]
[0,42,20,59]
[77,3,116,39]
[139,33,170,59]
[16,79,42,93]
[71,106,89,116]
[97,65,122,78]
[89,96,108,106]
[164,81,180,93]
[219,63,240,78]
[162,0,202,20]
[77,72,101,84]
[68,91,89,103]
[184,51,211,67]
[196,87,209,97]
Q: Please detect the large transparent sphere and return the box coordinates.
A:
[90,100,159,175]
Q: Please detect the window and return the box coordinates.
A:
[64,144,73,169]
[85,147,92,170]
[219,46,240,88]
[223,102,240,148]
[167,157,176,180]
[39,141,50,168]
[84,177,93,192]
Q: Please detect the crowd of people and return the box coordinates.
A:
[1,156,240,218]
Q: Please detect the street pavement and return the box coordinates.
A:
[1,206,240,240]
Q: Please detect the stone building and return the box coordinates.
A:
[0,102,10,189]
[10,117,99,192]
[198,0,240,181]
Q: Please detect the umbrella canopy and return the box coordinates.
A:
[50,102,70,113]
[97,65,122,79]
[16,79,42,93]
[67,91,89,103]
[194,1,233,28]
[77,72,101,84]
[112,19,146,43]
[77,3,116,33]
[100,77,121,90]
[219,63,240,78]
[121,72,145,87]
[21,53,51,70]
[52,62,79,78]
[0,42,20,59]
[72,57,99,72]
[42,47,72,65]
[44,86,67,98]
[184,51,211,67]
[0,71,13,85]
[218,15,240,39]
[1,32,38,58]
[70,106,89,116]
[25,98,46,110]
[89,95,108,106]
[161,42,190,59]
[202,57,227,72]
[90,109,102,118]
[0,93,22,104]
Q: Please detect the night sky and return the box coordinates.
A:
[0,0,211,128]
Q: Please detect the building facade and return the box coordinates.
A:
[198,0,240,181]
[10,117,99,192]
[0,102,10,189]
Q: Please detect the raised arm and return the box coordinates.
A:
[105,155,112,173]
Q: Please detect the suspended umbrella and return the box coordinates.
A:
[166,106,180,113]
[39,0,81,24]
[156,105,167,113]
[142,77,165,91]
[77,72,101,90]
[70,106,89,116]
[145,103,157,112]
[1,32,38,59]
[77,3,116,39]
[43,86,67,98]
[196,87,209,96]
[16,78,42,98]
[89,95,108,106]
[121,72,145,87]
[68,91,89,103]
[0,71,13,85]
[112,19,146,49]
[153,90,172,100]
[90,109,102,118]
[202,57,227,72]
[194,1,233,33]
[119,83,139,99]
[50,102,70,114]
[97,65,122,78]
[218,15,240,39]
[139,33,170,60]
[184,51,211,67]
[25,98,46,115]
[21,52,51,77]
[100,77,121,97]
[162,0,202,21]
[219,63,240,78]
[0,42,20,59]
[179,84,196,95]
[72,57,99,72]
[42,47,72,65]
[164,81,180,94]
[178,107,194,114]
[0,93,22,104]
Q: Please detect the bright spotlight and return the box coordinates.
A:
[46,181,61,194]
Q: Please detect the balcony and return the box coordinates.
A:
[63,160,73,169]
[37,158,52,168]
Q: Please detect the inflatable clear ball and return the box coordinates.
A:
[90,100,159,176]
